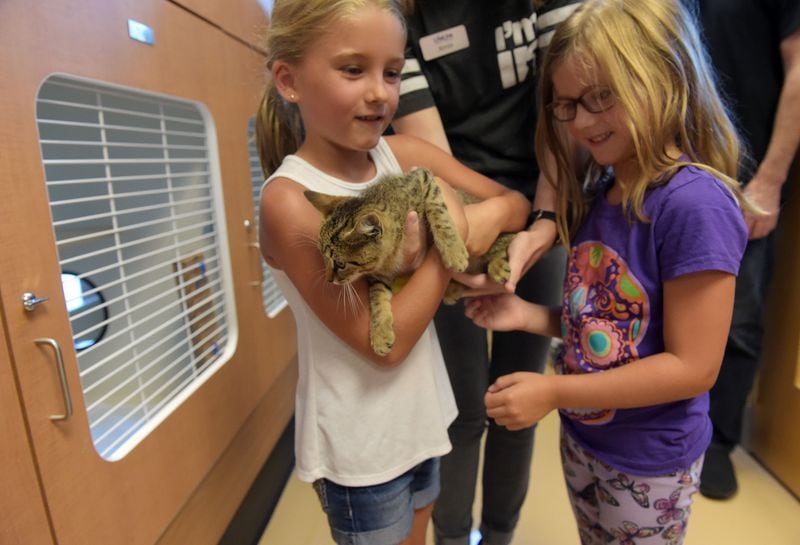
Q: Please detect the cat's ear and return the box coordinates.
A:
[304,191,348,217]
[357,213,382,238]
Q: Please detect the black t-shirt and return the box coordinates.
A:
[697,0,800,182]
[396,0,581,198]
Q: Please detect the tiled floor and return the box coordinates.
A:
[260,407,800,545]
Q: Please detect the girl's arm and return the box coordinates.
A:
[391,105,453,154]
[504,155,560,290]
[454,169,560,297]
[464,293,561,338]
[386,134,530,255]
[485,270,735,430]
[260,178,453,368]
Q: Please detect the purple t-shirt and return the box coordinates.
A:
[556,165,748,475]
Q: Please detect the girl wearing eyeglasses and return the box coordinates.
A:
[462,0,760,542]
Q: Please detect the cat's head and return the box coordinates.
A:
[304,191,399,284]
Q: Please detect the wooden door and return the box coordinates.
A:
[752,168,800,498]
[171,0,270,49]
[0,299,56,545]
[0,1,296,544]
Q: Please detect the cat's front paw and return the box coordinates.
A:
[441,242,469,273]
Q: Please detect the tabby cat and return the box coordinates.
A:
[305,168,514,356]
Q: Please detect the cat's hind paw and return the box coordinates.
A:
[371,336,394,356]
[488,258,511,284]
[443,282,463,305]
[370,326,395,356]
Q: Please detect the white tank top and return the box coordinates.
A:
[261,138,457,486]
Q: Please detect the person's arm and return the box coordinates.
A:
[392,105,453,155]
[393,71,552,274]
[452,148,561,296]
[503,152,560,290]
[393,47,452,153]
[465,293,562,337]
[259,177,456,368]
[744,26,800,240]
[387,134,530,255]
[484,270,735,430]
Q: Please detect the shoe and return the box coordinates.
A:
[469,529,482,545]
[699,443,738,499]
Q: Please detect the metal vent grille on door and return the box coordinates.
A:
[35,74,237,460]
[248,117,287,318]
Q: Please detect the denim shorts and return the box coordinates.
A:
[312,457,441,545]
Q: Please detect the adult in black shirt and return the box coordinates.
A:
[696,0,800,500]
[393,1,581,544]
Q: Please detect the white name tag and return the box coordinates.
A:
[419,24,470,61]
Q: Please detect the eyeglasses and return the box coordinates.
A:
[546,87,616,122]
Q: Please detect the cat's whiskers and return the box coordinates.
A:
[336,285,350,316]
[331,282,359,318]
[311,265,328,288]
[343,282,364,317]
[293,231,319,250]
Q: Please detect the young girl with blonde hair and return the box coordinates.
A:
[465,1,754,542]
[256,1,529,544]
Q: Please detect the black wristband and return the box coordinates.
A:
[526,209,557,228]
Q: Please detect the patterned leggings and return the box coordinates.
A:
[560,429,703,545]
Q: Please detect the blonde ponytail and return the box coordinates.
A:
[255,80,303,178]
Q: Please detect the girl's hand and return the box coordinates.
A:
[505,220,557,291]
[485,372,556,430]
[464,293,529,331]
[399,210,427,275]
[451,271,514,298]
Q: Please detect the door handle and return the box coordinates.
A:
[22,292,50,312]
[248,241,262,287]
[34,337,74,421]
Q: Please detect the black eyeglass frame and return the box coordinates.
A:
[546,87,617,122]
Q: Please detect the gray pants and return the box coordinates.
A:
[433,246,567,545]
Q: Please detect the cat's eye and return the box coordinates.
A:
[333,259,345,270]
